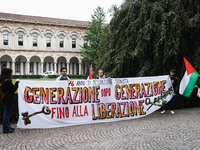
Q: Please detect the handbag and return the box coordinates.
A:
[0,86,6,101]
[0,79,9,101]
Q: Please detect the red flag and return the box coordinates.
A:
[85,62,92,80]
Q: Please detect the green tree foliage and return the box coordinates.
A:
[81,6,106,72]
[97,0,200,78]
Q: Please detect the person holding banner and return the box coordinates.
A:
[0,68,19,133]
[56,67,70,81]
[97,69,110,79]
[161,69,179,115]
[97,69,106,79]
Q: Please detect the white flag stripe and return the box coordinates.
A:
[179,71,190,94]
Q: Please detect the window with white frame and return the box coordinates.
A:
[46,37,51,47]
[33,36,38,47]
[72,38,76,48]
[59,37,64,48]
[3,34,9,45]
[18,34,23,46]
[84,38,88,47]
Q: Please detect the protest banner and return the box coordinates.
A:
[17,75,173,128]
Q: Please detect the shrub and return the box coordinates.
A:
[12,74,86,79]
[13,75,43,79]
[48,74,85,79]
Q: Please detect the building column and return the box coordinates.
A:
[70,63,73,75]
[38,62,41,75]
[51,63,53,71]
[21,62,24,75]
[46,63,49,71]
[34,62,37,75]
[74,63,77,75]
[26,61,30,75]
[67,62,70,75]
[6,61,10,68]
[79,63,82,75]
[41,62,43,74]
[58,63,61,73]
[12,61,15,75]
[82,63,85,74]
[54,62,56,74]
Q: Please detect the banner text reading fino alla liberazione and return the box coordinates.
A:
[17,76,173,128]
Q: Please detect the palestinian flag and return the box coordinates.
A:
[85,62,93,80]
[179,57,199,97]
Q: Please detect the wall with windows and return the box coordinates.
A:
[0,21,88,75]
[0,22,87,51]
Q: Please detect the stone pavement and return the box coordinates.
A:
[1,108,200,150]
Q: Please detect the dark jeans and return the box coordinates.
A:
[163,96,175,111]
[3,101,14,132]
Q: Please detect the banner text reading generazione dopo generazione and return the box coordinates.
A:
[17,75,173,128]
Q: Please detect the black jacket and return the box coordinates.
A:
[170,76,179,94]
[2,79,19,103]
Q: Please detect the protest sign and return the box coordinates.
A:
[17,75,173,128]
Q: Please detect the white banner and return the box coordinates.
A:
[17,75,173,128]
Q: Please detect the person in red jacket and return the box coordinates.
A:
[0,68,19,133]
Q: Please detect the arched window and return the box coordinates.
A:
[1,27,11,46]
[3,34,9,45]
[30,29,40,47]
[72,38,76,48]
[59,37,64,48]
[57,31,66,49]
[84,38,88,47]
[15,28,26,47]
[69,32,79,49]
[18,34,23,46]
[33,36,38,47]
[44,30,54,48]
[46,36,51,47]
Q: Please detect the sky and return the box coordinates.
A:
[0,0,124,23]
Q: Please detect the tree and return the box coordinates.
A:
[97,0,200,78]
[81,6,106,72]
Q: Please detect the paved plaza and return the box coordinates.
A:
[1,107,200,150]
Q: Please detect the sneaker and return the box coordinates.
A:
[171,111,175,115]
[3,130,14,133]
[10,127,15,131]
[161,110,166,114]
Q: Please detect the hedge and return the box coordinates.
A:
[13,74,85,79]
[48,74,85,79]
[0,87,200,123]
[13,75,43,79]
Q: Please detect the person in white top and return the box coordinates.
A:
[97,69,106,79]
[56,67,70,81]
[97,69,111,79]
